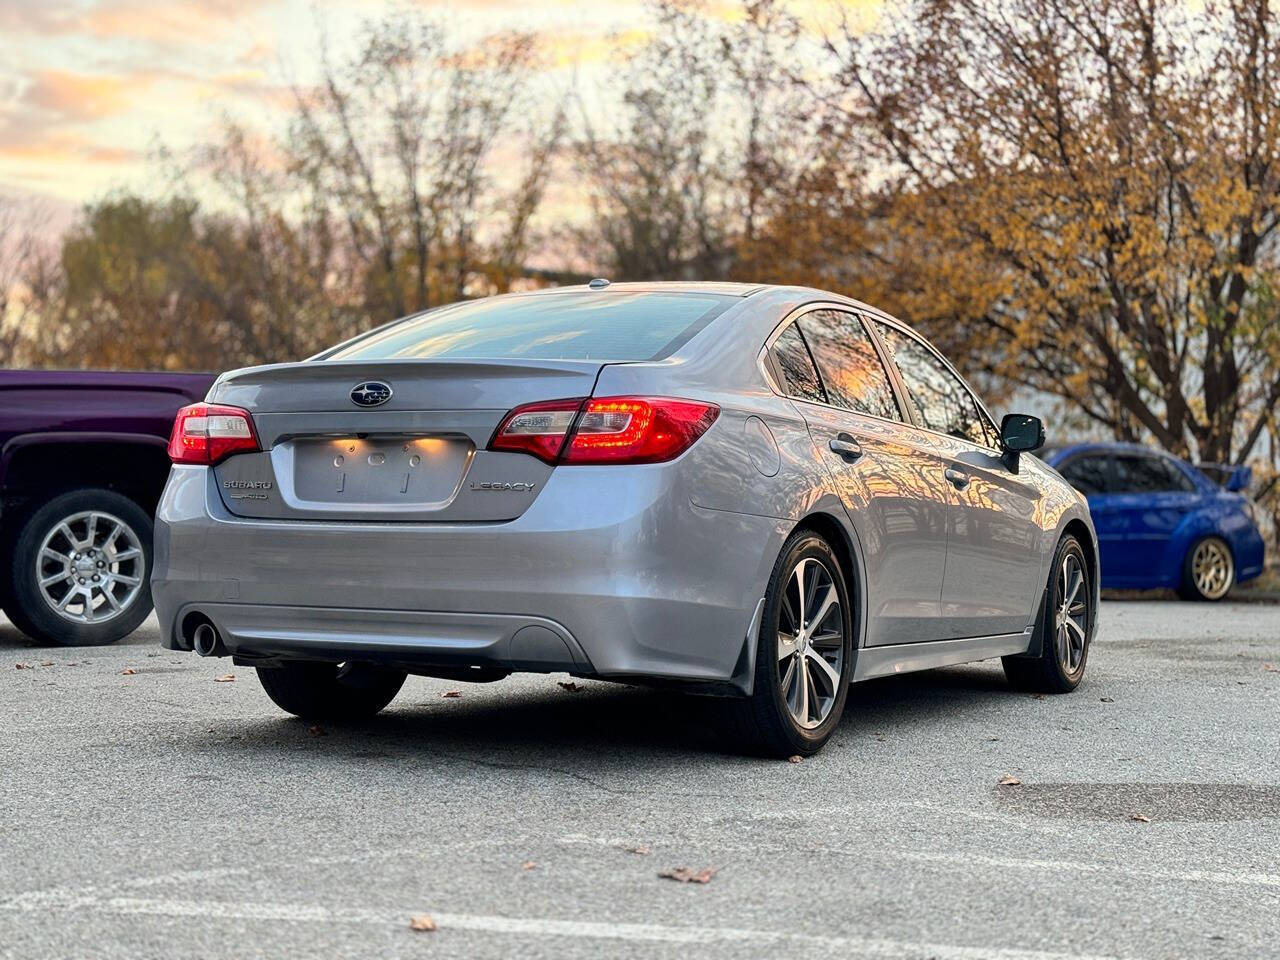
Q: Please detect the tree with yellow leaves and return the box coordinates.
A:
[777,0,1280,465]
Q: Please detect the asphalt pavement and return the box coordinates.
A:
[2,600,1278,960]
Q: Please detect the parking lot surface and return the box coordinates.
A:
[2,600,1278,959]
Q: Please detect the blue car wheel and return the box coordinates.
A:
[1178,536,1234,602]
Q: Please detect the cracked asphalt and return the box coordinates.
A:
[2,600,1278,960]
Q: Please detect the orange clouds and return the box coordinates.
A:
[22,70,151,122]
[0,133,141,166]
[82,0,264,44]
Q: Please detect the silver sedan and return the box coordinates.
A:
[151,282,1098,756]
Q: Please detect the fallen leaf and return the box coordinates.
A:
[998,775,1022,786]
[624,845,651,855]
[1099,696,1114,702]
[409,915,437,932]
[442,690,461,698]
[521,860,536,871]
[308,725,327,737]
[557,681,581,693]
[659,866,716,884]
[1130,813,1151,823]
[121,668,137,676]
[214,674,236,683]
[787,755,804,764]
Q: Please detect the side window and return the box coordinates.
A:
[874,323,989,446]
[796,310,901,421]
[1059,456,1112,496]
[767,322,826,404]
[1114,456,1195,493]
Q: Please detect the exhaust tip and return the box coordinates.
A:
[192,622,224,658]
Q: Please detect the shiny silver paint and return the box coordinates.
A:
[152,283,1098,693]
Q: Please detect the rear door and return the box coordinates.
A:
[1104,454,1200,579]
[871,321,1043,640]
[764,307,951,646]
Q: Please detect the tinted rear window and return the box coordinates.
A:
[323,292,736,362]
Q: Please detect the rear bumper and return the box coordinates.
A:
[151,465,787,686]
[1234,524,1266,583]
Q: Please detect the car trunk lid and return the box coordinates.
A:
[208,359,602,522]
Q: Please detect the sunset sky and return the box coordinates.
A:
[0,0,880,226]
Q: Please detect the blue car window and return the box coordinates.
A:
[1113,455,1195,493]
[1060,456,1112,495]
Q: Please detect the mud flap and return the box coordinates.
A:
[727,597,767,696]
[1009,584,1049,658]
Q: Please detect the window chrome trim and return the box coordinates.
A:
[758,300,1005,455]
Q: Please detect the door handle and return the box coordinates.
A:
[828,435,863,461]
[944,466,970,489]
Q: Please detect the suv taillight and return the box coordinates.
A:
[490,396,719,465]
[167,403,260,465]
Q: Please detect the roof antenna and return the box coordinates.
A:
[587,278,611,289]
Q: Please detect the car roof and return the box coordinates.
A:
[1047,442,1192,465]
[514,281,768,298]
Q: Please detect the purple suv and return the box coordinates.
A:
[0,370,215,645]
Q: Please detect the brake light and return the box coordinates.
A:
[490,396,719,465]
[167,403,260,465]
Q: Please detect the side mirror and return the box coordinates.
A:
[1226,466,1252,492]
[1000,413,1044,473]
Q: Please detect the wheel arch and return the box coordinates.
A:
[1,434,171,534]
[791,509,866,652]
[1020,516,1099,659]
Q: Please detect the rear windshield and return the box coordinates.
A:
[322,291,736,363]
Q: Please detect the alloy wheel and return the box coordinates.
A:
[1191,539,1233,600]
[1054,552,1089,674]
[776,557,845,730]
[36,511,146,625]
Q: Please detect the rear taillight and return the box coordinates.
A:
[167,403,260,465]
[490,396,719,465]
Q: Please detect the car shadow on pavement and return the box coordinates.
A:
[0,622,37,650]
[181,663,1019,762]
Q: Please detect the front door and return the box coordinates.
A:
[871,321,1043,639]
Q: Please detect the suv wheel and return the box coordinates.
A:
[726,530,853,757]
[4,489,154,646]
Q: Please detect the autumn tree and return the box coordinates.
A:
[802,0,1280,465]
[0,198,53,367]
[288,14,560,316]
[576,0,808,279]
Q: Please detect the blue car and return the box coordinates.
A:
[1043,443,1265,600]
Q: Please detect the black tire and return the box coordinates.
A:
[256,661,407,721]
[1176,536,1235,602]
[1003,534,1092,693]
[4,489,154,646]
[725,530,854,758]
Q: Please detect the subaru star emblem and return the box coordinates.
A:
[350,381,393,407]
